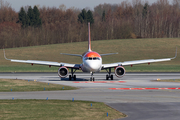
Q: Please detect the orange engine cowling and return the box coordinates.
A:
[115,66,126,78]
[58,67,69,78]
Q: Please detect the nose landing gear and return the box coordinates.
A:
[90,72,95,81]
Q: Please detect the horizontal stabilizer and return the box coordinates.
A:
[60,53,82,57]
[100,53,118,56]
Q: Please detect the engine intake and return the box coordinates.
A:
[58,67,69,78]
[115,66,125,78]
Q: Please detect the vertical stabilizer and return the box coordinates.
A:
[88,22,92,51]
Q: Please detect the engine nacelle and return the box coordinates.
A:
[58,67,69,78]
[115,66,126,78]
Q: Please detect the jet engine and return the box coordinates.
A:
[58,67,69,78]
[115,66,125,78]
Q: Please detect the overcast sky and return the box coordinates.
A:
[5,0,174,12]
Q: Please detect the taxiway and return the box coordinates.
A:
[0,72,180,120]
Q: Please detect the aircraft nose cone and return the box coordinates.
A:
[89,62,101,72]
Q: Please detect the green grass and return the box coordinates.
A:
[1,38,180,72]
[0,100,126,120]
[0,79,77,92]
[159,79,180,82]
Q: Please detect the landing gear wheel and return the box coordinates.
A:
[105,68,113,80]
[69,68,77,81]
[69,75,72,80]
[111,75,113,80]
[106,75,109,80]
[90,72,95,81]
[73,75,76,80]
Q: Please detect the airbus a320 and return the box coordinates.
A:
[3,23,177,81]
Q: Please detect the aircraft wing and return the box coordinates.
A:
[3,49,80,69]
[102,48,177,69]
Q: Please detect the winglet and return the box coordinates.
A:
[172,47,177,59]
[3,49,10,60]
[88,22,92,52]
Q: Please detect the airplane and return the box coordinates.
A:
[3,22,177,81]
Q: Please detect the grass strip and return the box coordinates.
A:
[0,100,126,120]
[0,79,77,92]
[159,79,180,82]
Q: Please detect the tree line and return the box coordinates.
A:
[18,6,42,28]
[0,0,180,48]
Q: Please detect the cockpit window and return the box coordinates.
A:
[97,57,100,60]
[85,57,100,60]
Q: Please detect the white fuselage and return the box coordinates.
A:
[81,51,102,73]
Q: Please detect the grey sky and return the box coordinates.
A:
[5,0,174,12]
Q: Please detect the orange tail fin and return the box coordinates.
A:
[88,22,92,51]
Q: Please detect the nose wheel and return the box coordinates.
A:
[90,77,95,81]
[90,72,95,81]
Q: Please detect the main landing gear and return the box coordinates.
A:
[69,68,77,80]
[106,68,113,80]
[90,72,95,81]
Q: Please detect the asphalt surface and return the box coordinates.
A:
[0,72,180,120]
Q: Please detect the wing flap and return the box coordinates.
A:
[10,59,80,68]
[102,58,173,69]
[121,58,171,66]
[10,59,61,66]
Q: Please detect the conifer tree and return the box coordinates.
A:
[142,3,149,18]
[27,6,35,26]
[33,6,42,27]
[78,9,87,24]
[18,7,27,28]
[87,10,94,24]
[78,9,94,24]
